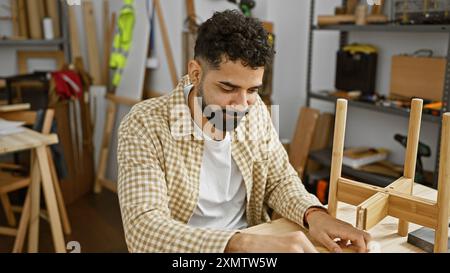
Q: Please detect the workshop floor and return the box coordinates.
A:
[0,190,128,253]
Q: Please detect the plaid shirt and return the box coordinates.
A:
[117,75,324,253]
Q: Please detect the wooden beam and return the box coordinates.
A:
[388,192,437,229]
[328,99,347,217]
[68,5,82,60]
[17,0,28,38]
[154,0,178,87]
[82,0,102,85]
[26,0,43,39]
[386,177,413,193]
[185,0,196,32]
[11,0,20,37]
[45,0,60,38]
[102,1,114,86]
[337,177,380,205]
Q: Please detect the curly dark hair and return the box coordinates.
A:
[194,10,275,69]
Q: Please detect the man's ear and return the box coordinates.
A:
[188,59,202,86]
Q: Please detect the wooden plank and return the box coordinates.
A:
[94,101,116,193]
[28,151,41,253]
[328,99,347,217]
[36,146,66,253]
[68,5,82,60]
[306,113,334,173]
[388,193,438,229]
[0,227,18,236]
[0,193,17,226]
[337,177,380,205]
[154,0,178,87]
[17,50,65,74]
[0,128,58,154]
[101,1,113,86]
[12,189,30,252]
[10,0,20,37]
[185,0,196,32]
[82,0,102,85]
[45,0,61,38]
[346,0,359,14]
[288,107,319,179]
[0,103,31,112]
[356,192,389,230]
[26,0,43,39]
[17,0,28,38]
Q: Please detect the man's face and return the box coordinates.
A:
[190,58,265,132]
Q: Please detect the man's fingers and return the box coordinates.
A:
[318,233,342,253]
[345,232,368,253]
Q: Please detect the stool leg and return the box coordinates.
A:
[328,99,347,217]
[435,113,450,253]
[398,99,423,236]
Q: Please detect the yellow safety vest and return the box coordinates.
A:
[110,0,136,87]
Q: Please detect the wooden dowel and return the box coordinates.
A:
[434,113,450,252]
[327,99,347,217]
[398,98,423,236]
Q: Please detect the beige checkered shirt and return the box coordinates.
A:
[117,75,324,253]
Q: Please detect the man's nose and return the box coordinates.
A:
[233,91,249,109]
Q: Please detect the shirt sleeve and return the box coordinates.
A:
[261,106,326,229]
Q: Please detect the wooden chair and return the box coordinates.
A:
[327,98,450,253]
[0,108,71,252]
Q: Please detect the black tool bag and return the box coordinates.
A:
[335,48,378,96]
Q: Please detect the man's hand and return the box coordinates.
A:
[306,209,372,253]
[225,232,319,253]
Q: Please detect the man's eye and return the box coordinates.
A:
[222,87,235,92]
[248,89,259,94]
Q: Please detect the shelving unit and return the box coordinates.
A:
[305,0,450,189]
[0,2,70,62]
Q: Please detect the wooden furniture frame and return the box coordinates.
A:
[327,98,450,253]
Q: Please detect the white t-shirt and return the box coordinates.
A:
[184,85,248,230]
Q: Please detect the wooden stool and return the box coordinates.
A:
[327,98,450,253]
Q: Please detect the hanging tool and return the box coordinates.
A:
[110,0,136,88]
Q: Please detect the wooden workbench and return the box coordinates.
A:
[244,184,437,253]
[0,128,65,252]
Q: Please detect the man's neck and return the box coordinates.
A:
[187,86,226,141]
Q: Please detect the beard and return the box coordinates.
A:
[197,82,249,132]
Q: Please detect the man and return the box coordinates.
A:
[117,10,371,253]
